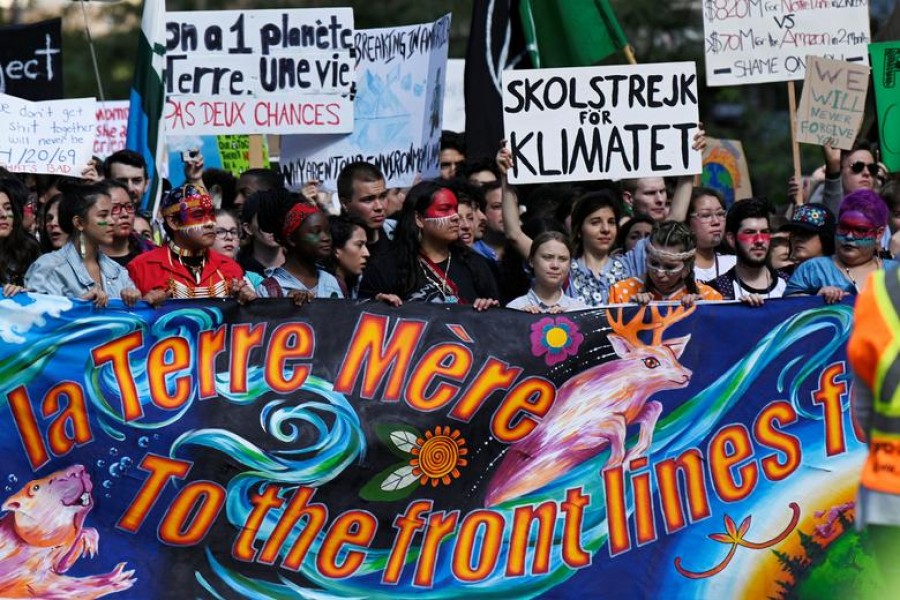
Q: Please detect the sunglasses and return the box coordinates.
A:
[848,161,879,176]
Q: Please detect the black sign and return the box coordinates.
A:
[0,18,63,101]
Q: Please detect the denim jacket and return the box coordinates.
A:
[24,242,136,299]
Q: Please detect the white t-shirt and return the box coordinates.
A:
[694,253,736,283]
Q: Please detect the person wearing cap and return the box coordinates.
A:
[127,182,255,305]
[785,190,898,302]
[253,188,343,300]
[781,203,836,266]
[236,190,285,278]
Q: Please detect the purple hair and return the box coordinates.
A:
[839,189,889,228]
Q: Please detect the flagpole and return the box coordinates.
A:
[623,44,637,65]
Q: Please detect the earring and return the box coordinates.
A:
[78,233,87,258]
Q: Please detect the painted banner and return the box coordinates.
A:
[702,137,753,206]
[280,15,451,191]
[502,62,701,185]
[702,0,870,86]
[796,56,869,150]
[94,101,131,158]
[869,40,900,172]
[164,8,355,135]
[0,18,62,101]
[0,294,880,598]
[0,94,95,176]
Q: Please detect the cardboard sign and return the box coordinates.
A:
[0,93,95,176]
[281,15,450,190]
[164,8,354,135]
[217,134,270,176]
[0,19,62,100]
[502,62,701,185]
[94,100,130,158]
[870,41,900,172]
[796,56,869,150]
[702,138,752,205]
[702,1,870,86]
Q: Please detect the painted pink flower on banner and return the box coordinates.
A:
[530,316,584,366]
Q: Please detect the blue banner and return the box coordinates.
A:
[0,295,877,598]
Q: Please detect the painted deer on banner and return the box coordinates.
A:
[485,305,695,507]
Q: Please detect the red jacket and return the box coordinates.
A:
[127,246,244,298]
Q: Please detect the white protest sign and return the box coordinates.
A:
[442,58,466,133]
[0,93,95,176]
[502,62,701,185]
[165,8,354,135]
[702,0,871,86]
[94,100,129,158]
[281,15,451,190]
[796,56,869,149]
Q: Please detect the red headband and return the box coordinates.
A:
[282,203,319,240]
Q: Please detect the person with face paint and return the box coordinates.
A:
[359,181,500,309]
[787,190,898,303]
[711,198,790,305]
[25,181,141,307]
[609,221,723,306]
[255,189,344,301]
[0,179,41,296]
[127,183,254,305]
[507,231,586,313]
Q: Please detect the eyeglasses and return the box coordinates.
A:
[111,204,135,216]
[836,224,879,238]
[689,210,726,222]
[848,161,879,176]
[215,228,239,239]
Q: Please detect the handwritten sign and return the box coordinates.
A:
[164,8,354,135]
[0,19,62,100]
[870,41,900,172]
[281,15,450,190]
[502,62,701,185]
[94,100,129,158]
[217,134,270,175]
[0,93,95,176]
[702,0,871,86]
[796,56,869,150]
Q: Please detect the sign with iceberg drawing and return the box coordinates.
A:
[0,294,876,598]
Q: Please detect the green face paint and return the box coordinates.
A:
[97,220,110,227]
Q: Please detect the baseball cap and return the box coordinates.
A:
[781,204,836,237]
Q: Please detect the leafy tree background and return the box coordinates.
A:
[3,0,896,202]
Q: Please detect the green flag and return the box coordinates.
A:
[520,0,630,68]
[870,41,900,172]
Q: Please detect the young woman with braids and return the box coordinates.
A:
[254,188,343,301]
[359,181,500,310]
[608,220,723,307]
[25,181,141,307]
[0,179,41,296]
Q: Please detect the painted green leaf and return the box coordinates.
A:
[360,461,421,502]
[374,422,421,459]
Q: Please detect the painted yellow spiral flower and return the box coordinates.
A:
[409,426,468,487]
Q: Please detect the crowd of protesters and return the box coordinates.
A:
[0,131,896,313]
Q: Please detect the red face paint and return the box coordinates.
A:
[837,211,879,239]
[736,232,771,245]
[178,193,215,229]
[423,189,458,219]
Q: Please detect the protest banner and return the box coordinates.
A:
[502,62,701,185]
[164,8,354,136]
[442,58,466,133]
[702,137,753,205]
[280,15,451,191]
[796,56,869,150]
[0,19,62,101]
[217,134,270,176]
[869,40,900,172]
[0,93,95,176]
[0,294,877,598]
[94,101,130,158]
[702,1,870,87]
[165,134,271,188]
